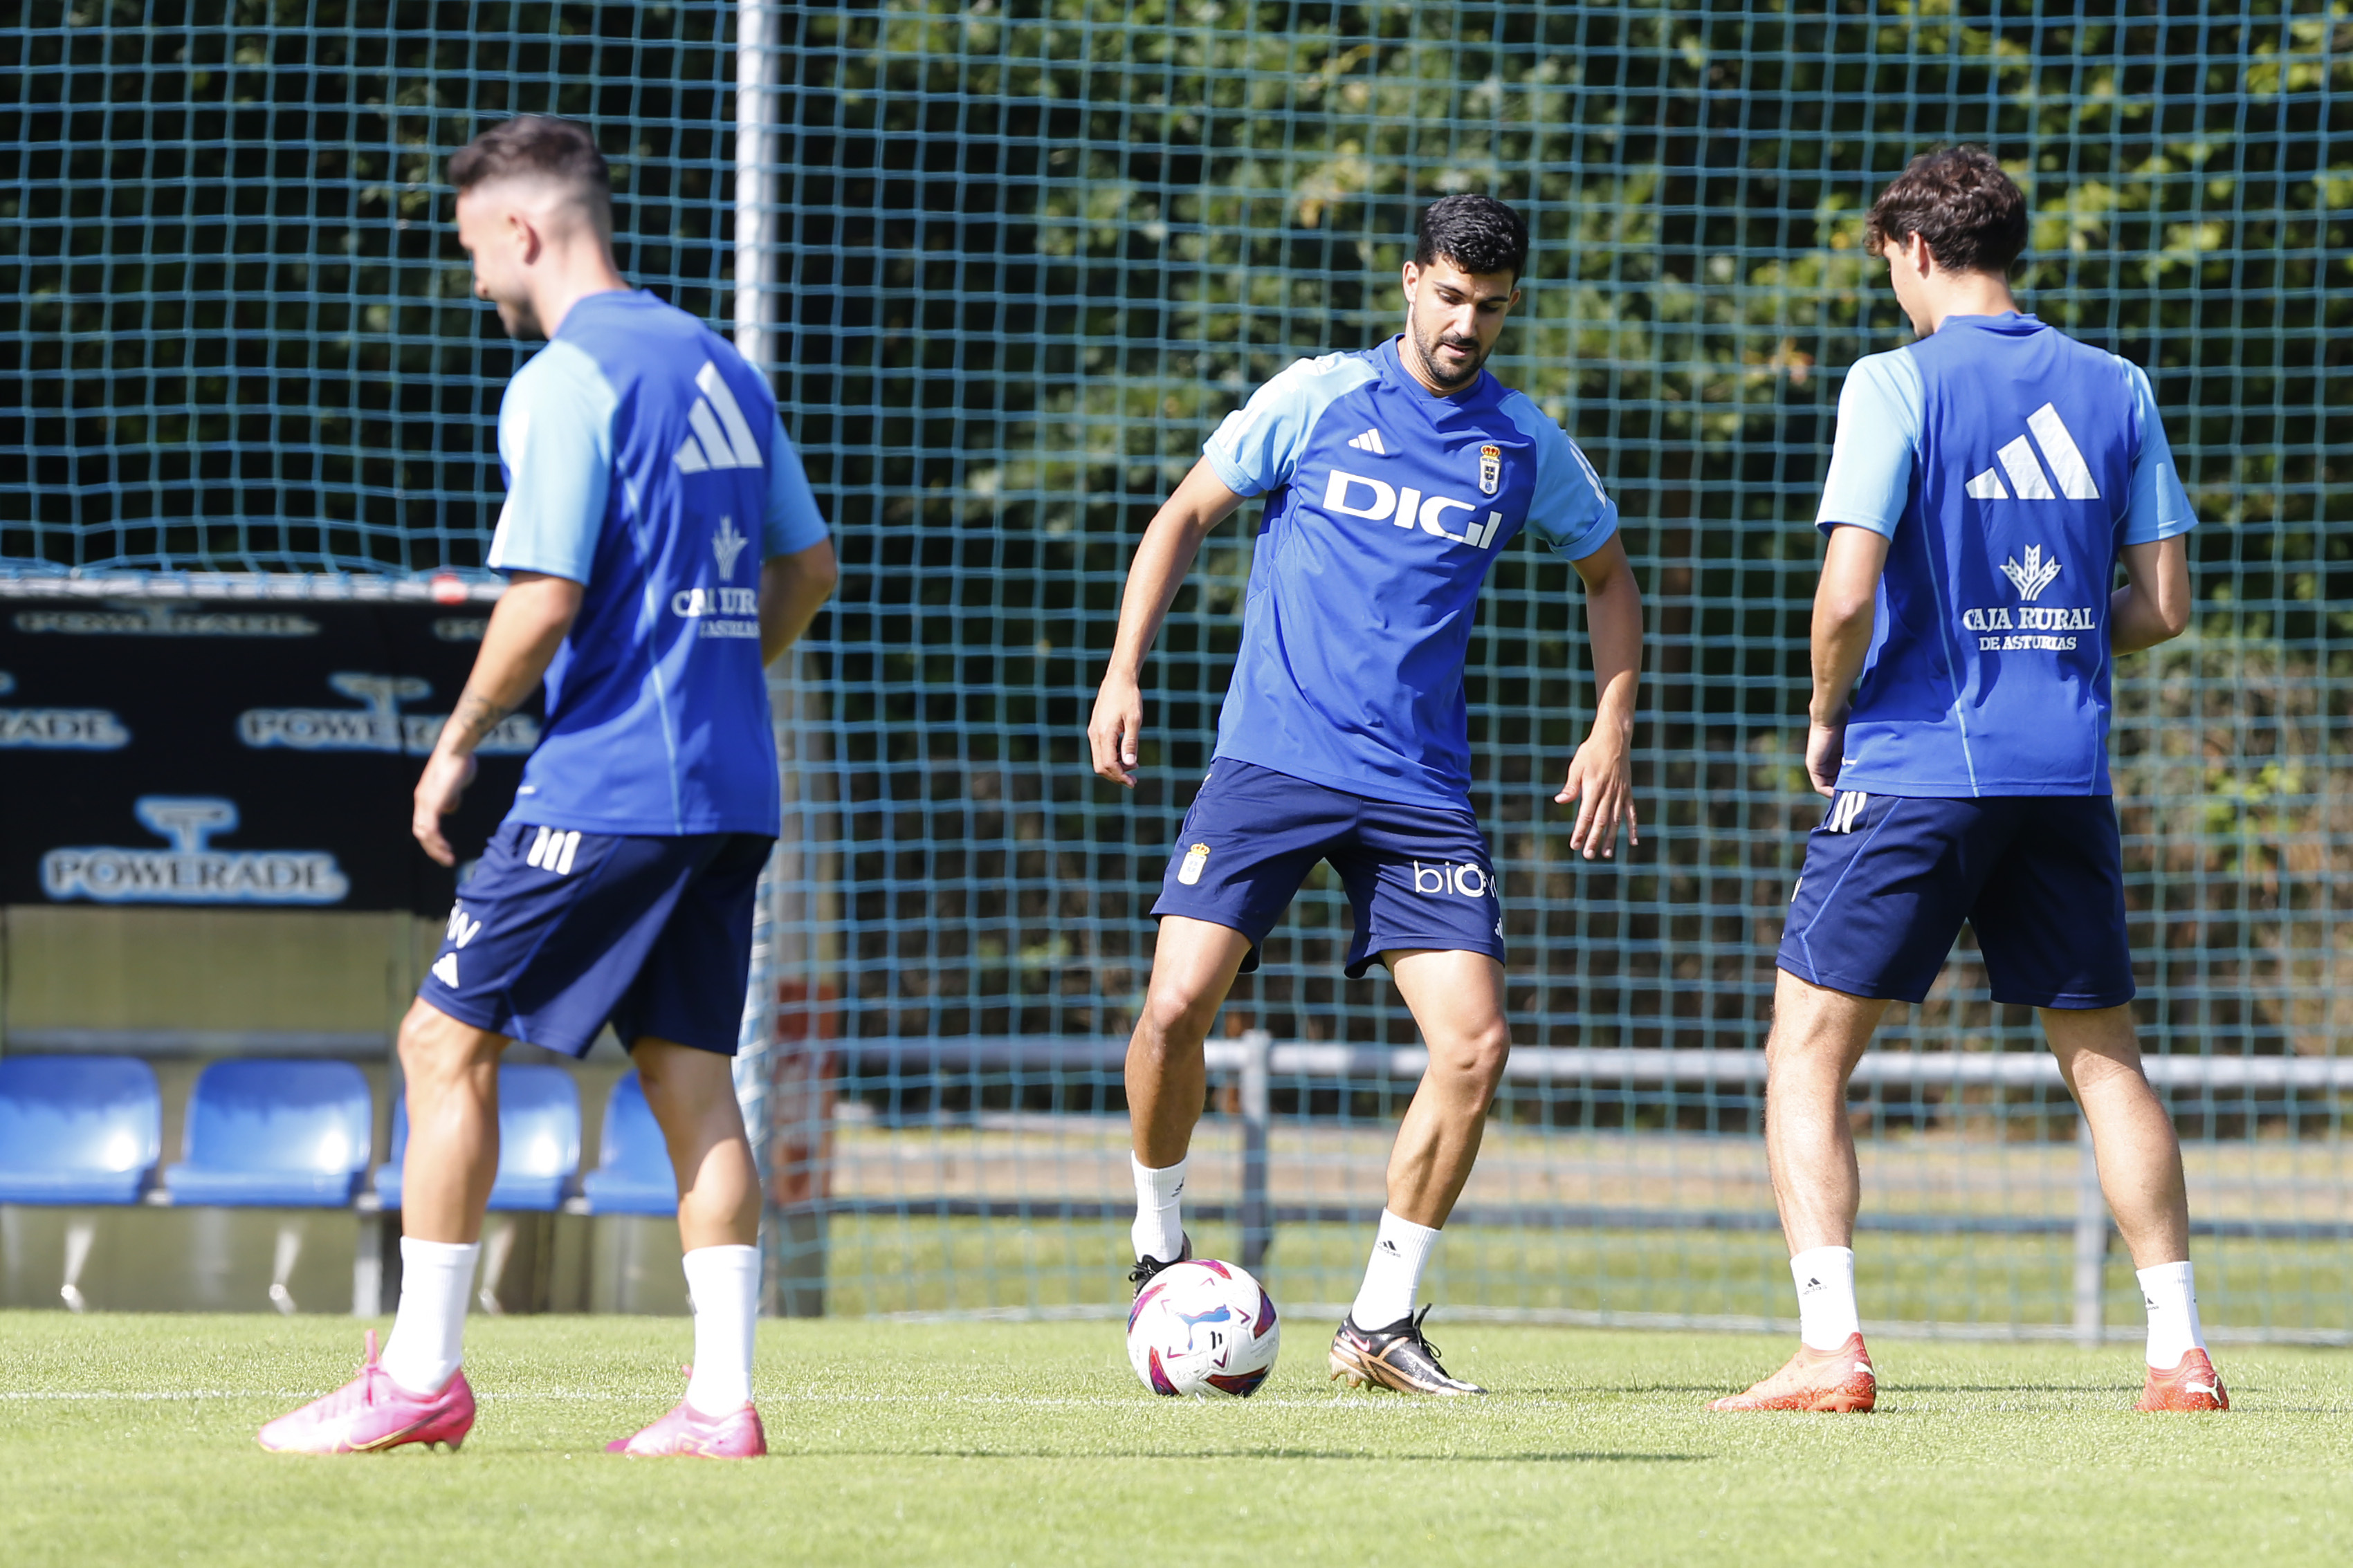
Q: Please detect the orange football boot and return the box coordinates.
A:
[2136,1349,2228,1412]
[1708,1333,1877,1412]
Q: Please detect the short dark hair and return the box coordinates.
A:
[449,116,612,230]
[1413,194,1529,282]
[1865,147,2028,276]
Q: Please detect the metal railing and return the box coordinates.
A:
[803,1036,2353,1345]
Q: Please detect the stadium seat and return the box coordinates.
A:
[577,1071,679,1216]
[374,1064,581,1211]
[163,1060,373,1207]
[0,1055,163,1205]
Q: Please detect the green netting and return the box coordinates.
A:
[9,2,2353,1335]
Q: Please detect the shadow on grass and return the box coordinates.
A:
[787,1447,1706,1464]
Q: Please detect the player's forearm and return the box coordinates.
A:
[439,573,580,757]
[760,540,840,666]
[1102,509,1214,685]
[1583,566,1643,739]
[1807,526,1890,723]
[1808,612,1874,725]
[2109,537,2191,657]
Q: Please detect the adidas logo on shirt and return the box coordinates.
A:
[1346,428,1388,455]
[1963,404,2100,501]
[672,362,767,474]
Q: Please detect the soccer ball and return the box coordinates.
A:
[1126,1258,1281,1398]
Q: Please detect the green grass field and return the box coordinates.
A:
[6,1313,2351,1566]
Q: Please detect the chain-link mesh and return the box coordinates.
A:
[9,2,2352,1338]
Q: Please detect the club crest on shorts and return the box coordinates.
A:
[1478,444,1501,496]
[1178,842,1210,886]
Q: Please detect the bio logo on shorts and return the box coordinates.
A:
[1413,860,1490,898]
[1177,842,1210,887]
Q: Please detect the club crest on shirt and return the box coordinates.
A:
[1478,444,1501,496]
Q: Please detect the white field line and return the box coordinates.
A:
[0,1389,1450,1410]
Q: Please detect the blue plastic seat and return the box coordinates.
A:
[374,1064,580,1211]
[578,1071,678,1216]
[164,1060,372,1207]
[0,1056,163,1205]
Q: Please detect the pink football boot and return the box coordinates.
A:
[257,1329,475,1455]
[606,1399,767,1458]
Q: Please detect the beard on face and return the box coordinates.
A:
[1408,314,1490,390]
[493,295,544,340]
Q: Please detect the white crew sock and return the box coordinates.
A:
[2138,1260,2206,1370]
[379,1237,479,1394]
[1130,1155,1189,1263]
[1791,1245,1862,1351]
[1349,1210,1440,1329]
[682,1244,761,1416]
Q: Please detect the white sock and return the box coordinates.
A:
[683,1244,761,1416]
[1349,1210,1439,1329]
[2138,1260,2206,1369]
[380,1237,479,1394]
[1130,1155,1188,1263]
[1791,1245,1861,1351]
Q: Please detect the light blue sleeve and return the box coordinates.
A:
[762,412,832,557]
[484,340,618,583]
[1200,353,1377,497]
[1503,397,1620,561]
[1814,350,1923,538]
[2120,361,2196,546]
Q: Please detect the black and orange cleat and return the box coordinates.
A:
[1328,1307,1484,1396]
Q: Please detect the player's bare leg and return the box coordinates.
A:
[1328,949,1507,1396]
[394,999,509,1244]
[1711,969,1886,1412]
[607,1037,771,1457]
[1123,916,1252,1287]
[2044,1005,2224,1411]
[256,998,496,1452]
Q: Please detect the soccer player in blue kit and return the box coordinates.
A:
[1710,149,2222,1414]
[1090,196,1645,1394]
[260,117,839,1457]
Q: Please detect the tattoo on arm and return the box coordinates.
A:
[446,691,515,750]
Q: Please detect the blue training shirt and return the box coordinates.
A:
[1201,336,1619,811]
[485,289,831,836]
[1816,313,2195,797]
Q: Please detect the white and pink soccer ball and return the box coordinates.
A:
[1126,1258,1281,1398]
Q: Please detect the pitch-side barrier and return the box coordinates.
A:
[791,1036,2353,1347]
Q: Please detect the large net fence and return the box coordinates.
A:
[8,1,2352,1340]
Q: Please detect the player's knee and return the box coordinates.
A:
[1133,987,1222,1055]
[1428,1018,1510,1096]
[396,1002,493,1085]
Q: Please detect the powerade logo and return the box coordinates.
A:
[1321,469,1505,549]
[0,672,130,750]
[237,673,538,755]
[13,602,318,637]
[41,797,350,905]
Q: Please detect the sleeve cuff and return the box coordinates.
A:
[1200,442,1261,499]
[489,558,589,584]
[1554,500,1621,562]
[1815,512,1898,539]
[2122,511,2197,546]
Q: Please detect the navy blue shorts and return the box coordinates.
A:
[1150,760,1505,979]
[1777,793,2134,1009]
[417,822,773,1058]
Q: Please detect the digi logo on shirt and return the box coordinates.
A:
[1320,469,1507,550]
